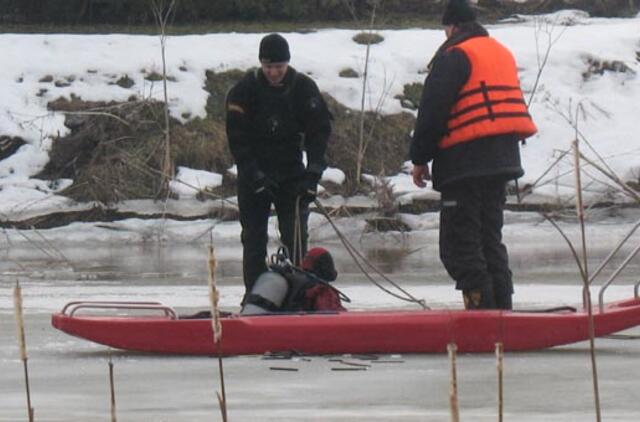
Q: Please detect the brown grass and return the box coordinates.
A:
[204,69,248,119]
[352,32,384,45]
[36,67,415,204]
[324,95,415,194]
[339,68,359,78]
[394,82,423,111]
[172,117,231,171]
[40,98,169,203]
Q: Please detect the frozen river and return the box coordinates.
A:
[1,214,640,421]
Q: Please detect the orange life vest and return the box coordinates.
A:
[439,37,537,150]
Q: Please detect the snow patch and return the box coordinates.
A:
[170,166,223,198]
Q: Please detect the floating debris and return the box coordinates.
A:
[350,354,380,361]
[330,360,371,368]
[262,350,308,360]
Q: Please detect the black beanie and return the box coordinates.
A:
[442,0,476,26]
[259,33,291,63]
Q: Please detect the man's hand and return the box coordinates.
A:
[412,164,431,188]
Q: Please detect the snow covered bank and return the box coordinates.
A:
[0,11,639,222]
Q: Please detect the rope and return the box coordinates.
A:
[293,196,304,266]
[313,199,428,309]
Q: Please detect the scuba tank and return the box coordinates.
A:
[240,247,350,315]
[240,271,289,315]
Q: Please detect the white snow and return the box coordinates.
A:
[322,167,346,185]
[169,166,223,198]
[0,10,639,221]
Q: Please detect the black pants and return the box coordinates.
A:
[237,176,309,295]
[439,177,513,309]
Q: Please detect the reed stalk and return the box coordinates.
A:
[447,343,459,422]
[150,0,176,195]
[572,139,602,422]
[355,4,376,186]
[13,281,34,422]
[207,245,228,422]
[109,352,117,422]
[496,342,504,422]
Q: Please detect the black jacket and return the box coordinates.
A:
[410,23,524,191]
[226,67,331,183]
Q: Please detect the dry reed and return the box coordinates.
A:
[109,352,117,422]
[572,139,602,422]
[496,342,504,422]
[13,281,34,422]
[447,343,459,422]
[207,245,228,422]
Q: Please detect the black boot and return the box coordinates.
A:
[494,290,513,310]
[462,283,497,310]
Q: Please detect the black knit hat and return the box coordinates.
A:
[442,0,476,26]
[259,33,291,63]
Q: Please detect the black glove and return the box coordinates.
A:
[254,174,278,200]
[297,171,321,203]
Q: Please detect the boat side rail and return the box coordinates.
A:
[588,217,640,287]
[584,216,640,312]
[61,301,177,319]
[597,242,640,313]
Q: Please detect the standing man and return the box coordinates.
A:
[409,0,537,310]
[226,33,332,303]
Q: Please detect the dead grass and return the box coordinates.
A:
[395,82,423,111]
[172,117,232,172]
[115,75,135,88]
[35,67,415,205]
[339,67,359,78]
[204,69,248,119]
[41,98,170,203]
[324,95,415,194]
[144,71,177,82]
[352,32,384,45]
[0,136,26,162]
[47,94,119,112]
[364,216,411,233]
[582,56,636,80]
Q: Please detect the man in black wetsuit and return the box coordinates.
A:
[225,33,332,303]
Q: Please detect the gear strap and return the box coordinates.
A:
[245,293,281,312]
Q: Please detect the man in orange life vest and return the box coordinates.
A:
[410,0,537,310]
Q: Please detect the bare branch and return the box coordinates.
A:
[529,17,567,107]
[542,213,586,281]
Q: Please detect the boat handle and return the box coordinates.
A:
[61,301,163,315]
[635,280,639,299]
[63,301,177,319]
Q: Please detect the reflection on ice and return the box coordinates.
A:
[1,231,640,422]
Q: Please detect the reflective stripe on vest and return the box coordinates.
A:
[439,37,537,149]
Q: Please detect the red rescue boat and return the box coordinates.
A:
[51,296,640,355]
